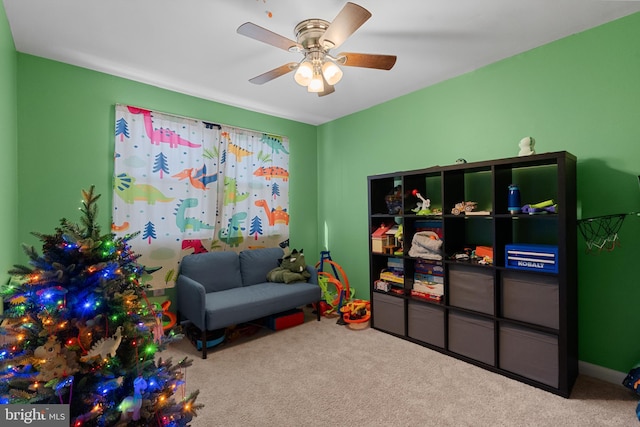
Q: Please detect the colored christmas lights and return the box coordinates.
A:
[0,186,201,426]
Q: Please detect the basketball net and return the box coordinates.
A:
[578,214,626,253]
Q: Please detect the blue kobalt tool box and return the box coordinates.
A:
[505,244,558,273]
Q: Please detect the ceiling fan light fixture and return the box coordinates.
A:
[294,60,313,86]
[322,61,343,86]
[238,3,396,96]
[307,73,325,93]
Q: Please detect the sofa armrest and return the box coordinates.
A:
[176,275,207,331]
[306,265,318,285]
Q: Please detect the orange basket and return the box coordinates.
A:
[341,299,371,329]
[343,312,370,330]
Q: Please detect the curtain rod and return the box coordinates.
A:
[117,103,286,138]
[119,103,220,128]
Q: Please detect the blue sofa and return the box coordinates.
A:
[176,247,321,358]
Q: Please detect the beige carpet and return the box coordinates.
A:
[162,311,638,426]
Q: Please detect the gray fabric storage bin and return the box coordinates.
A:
[449,264,494,315]
[372,292,405,336]
[448,312,494,365]
[408,301,445,347]
[502,271,559,329]
[500,324,558,388]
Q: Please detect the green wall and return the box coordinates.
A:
[0,4,18,279]
[318,12,640,372]
[15,54,319,300]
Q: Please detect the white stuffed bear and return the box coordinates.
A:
[518,137,535,156]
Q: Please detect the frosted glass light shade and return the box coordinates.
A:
[307,74,324,92]
[322,61,343,85]
[294,61,313,86]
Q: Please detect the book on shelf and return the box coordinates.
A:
[414,273,443,284]
[387,257,403,270]
[414,259,444,276]
[410,290,442,302]
[413,280,444,297]
[380,270,404,284]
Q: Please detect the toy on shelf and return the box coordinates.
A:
[411,189,431,215]
[451,201,478,215]
[518,136,536,156]
[382,224,400,254]
[374,279,392,292]
[385,185,402,214]
[450,245,493,265]
[371,223,393,253]
[521,199,557,214]
[508,184,521,214]
[394,224,404,255]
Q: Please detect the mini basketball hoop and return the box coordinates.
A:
[578,213,627,253]
[578,176,640,254]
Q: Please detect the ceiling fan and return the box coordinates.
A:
[237,2,397,97]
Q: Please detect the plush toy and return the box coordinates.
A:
[267,249,311,284]
[518,136,536,156]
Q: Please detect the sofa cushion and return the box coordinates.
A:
[239,247,284,286]
[179,251,242,293]
[204,282,321,330]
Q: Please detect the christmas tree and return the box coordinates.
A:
[0,186,201,426]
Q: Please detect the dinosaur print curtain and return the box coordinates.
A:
[113,104,290,289]
[216,126,290,250]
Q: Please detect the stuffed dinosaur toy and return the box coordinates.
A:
[267,249,311,284]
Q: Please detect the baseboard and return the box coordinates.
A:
[579,360,627,386]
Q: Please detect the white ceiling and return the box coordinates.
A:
[4,1,640,125]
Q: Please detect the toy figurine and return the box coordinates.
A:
[411,189,431,215]
[451,201,477,215]
[518,137,536,156]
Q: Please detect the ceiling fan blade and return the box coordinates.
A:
[319,2,371,50]
[237,22,302,52]
[318,74,335,97]
[318,85,335,97]
[249,63,298,85]
[338,52,397,70]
